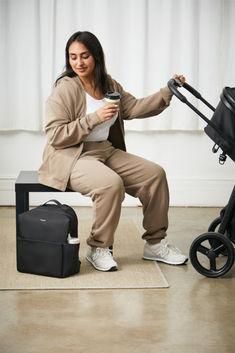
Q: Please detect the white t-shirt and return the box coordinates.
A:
[84,93,118,142]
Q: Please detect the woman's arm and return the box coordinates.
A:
[112,74,185,120]
[120,86,173,120]
[44,79,101,149]
[45,100,100,149]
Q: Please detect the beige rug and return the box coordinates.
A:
[0,217,169,290]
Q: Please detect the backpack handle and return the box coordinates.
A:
[43,199,63,207]
[42,200,78,238]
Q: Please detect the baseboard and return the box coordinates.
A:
[168,178,233,206]
[0,176,234,207]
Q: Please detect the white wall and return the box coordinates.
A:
[1,129,234,207]
[1,1,234,207]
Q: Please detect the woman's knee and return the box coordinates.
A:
[146,162,167,182]
[108,174,125,198]
[94,173,125,201]
[156,165,167,181]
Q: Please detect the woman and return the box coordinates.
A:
[39,31,188,272]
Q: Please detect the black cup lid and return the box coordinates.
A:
[105,91,120,100]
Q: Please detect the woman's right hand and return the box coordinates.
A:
[96,104,119,122]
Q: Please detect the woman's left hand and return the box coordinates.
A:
[172,74,186,85]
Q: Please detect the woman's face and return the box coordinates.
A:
[68,41,95,80]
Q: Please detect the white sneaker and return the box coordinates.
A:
[86,246,118,272]
[143,239,188,265]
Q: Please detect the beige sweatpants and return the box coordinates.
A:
[68,141,169,248]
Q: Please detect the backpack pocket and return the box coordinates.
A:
[17,238,80,278]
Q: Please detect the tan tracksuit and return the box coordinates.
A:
[39,75,173,247]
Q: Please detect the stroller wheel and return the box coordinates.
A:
[208,216,230,255]
[189,232,234,278]
[208,217,227,255]
[208,217,221,232]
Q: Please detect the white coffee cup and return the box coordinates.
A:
[104,91,120,106]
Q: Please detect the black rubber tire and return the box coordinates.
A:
[190,232,234,278]
[208,217,228,254]
[208,217,222,232]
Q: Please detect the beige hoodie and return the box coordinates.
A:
[38,75,173,190]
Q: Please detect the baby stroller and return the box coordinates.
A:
[168,78,235,278]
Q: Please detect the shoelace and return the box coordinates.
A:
[93,247,112,260]
[157,240,182,257]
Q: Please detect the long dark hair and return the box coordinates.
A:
[55,31,110,94]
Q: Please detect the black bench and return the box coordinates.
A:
[15,171,74,236]
[15,170,73,214]
[14,171,114,252]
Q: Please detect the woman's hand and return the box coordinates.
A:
[172,74,186,85]
[96,104,119,122]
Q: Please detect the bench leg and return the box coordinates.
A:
[15,190,29,237]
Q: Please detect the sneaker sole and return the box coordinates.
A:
[142,255,188,265]
[86,256,118,272]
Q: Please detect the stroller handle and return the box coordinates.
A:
[167,78,233,164]
[167,78,217,126]
[167,78,187,103]
[168,78,203,99]
[168,78,216,112]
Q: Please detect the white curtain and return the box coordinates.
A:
[0,0,235,131]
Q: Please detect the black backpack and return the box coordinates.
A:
[17,200,81,278]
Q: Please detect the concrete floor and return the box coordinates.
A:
[0,206,235,353]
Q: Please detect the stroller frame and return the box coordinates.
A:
[168,79,235,278]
